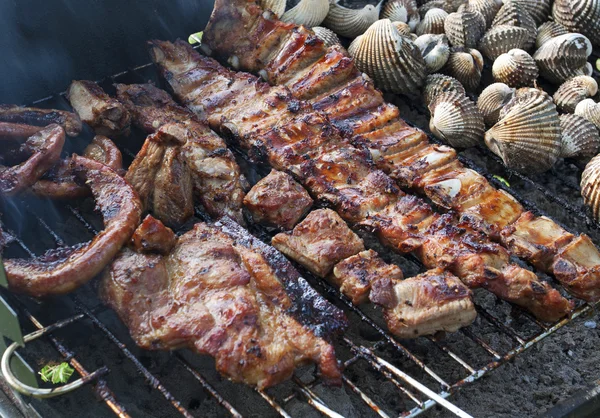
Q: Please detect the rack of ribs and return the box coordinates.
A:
[198,0,600,303]
[148,40,572,322]
[100,215,346,389]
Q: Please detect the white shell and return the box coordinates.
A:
[553,76,599,113]
[415,34,451,72]
[536,21,570,49]
[553,0,600,47]
[324,0,383,38]
[492,48,538,88]
[422,73,467,106]
[575,99,600,129]
[429,91,485,147]
[312,26,342,47]
[533,33,593,84]
[416,8,449,35]
[477,82,515,126]
[260,0,286,17]
[559,114,600,159]
[348,19,427,93]
[281,0,330,27]
[581,154,600,221]
[491,0,537,50]
[443,47,484,91]
[478,25,530,60]
[444,10,486,47]
[382,0,421,31]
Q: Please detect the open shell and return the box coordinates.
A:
[260,0,286,17]
[422,73,467,106]
[459,0,501,27]
[553,0,600,47]
[575,99,600,129]
[415,34,451,72]
[492,48,538,88]
[513,0,551,26]
[382,0,421,31]
[312,26,342,47]
[553,76,599,113]
[428,91,485,147]
[491,0,537,50]
[485,88,561,173]
[348,19,427,93]
[581,154,600,221]
[444,10,486,47]
[281,0,330,27]
[323,0,382,38]
[416,8,449,35]
[533,33,593,84]
[477,82,515,126]
[478,25,530,60]
[559,114,600,159]
[536,21,570,49]
[442,47,484,91]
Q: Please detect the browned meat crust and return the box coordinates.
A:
[4,156,142,297]
[0,105,82,137]
[244,169,312,229]
[0,122,44,141]
[130,215,176,254]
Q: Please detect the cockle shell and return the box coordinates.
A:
[382,0,421,31]
[415,34,451,72]
[393,21,413,36]
[553,0,600,47]
[260,0,286,17]
[478,25,530,60]
[535,21,569,49]
[419,0,455,16]
[491,0,537,50]
[323,0,382,38]
[281,0,330,27]
[348,19,427,93]
[533,33,593,84]
[485,88,561,173]
[553,76,599,113]
[422,73,467,106]
[428,91,485,147]
[492,48,538,88]
[459,0,501,27]
[444,10,486,47]
[575,99,600,129]
[312,26,342,47]
[513,0,551,26]
[443,47,484,90]
[559,114,600,159]
[581,154,600,221]
[477,82,515,126]
[416,8,449,35]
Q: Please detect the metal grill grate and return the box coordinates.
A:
[0,57,598,418]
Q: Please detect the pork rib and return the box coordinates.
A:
[0,105,82,137]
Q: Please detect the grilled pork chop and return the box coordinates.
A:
[101,216,345,389]
[0,105,82,137]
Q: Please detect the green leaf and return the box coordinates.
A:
[39,362,74,384]
[493,175,510,188]
[188,31,203,45]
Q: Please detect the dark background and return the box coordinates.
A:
[0,0,215,104]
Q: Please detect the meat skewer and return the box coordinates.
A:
[148,40,572,322]
[0,105,82,137]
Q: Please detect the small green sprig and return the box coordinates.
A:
[493,175,510,188]
[39,362,74,384]
[188,31,204,45]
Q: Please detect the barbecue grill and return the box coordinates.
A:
[1,1,600,417]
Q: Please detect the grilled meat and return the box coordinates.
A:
[0,124,65,196]
[272,209,365,277]
[0,122,44,141]
[101,216,345,389]
[67,80,131,137]
[200,0,600,303]
[4,156,142,297]
[0,105,82,137]
[244,169,312,229]
[130,214,177,254]
[116,83,246,224]
[149,40,572,322]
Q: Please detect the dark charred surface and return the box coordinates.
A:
[0,105,82,137]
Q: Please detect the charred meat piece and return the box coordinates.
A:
[0,122,44,141]
[244,170,312,229]
[101,218,344,389]
[0,124,65,196]
[0,105,82,137]
[130,215,177,254]
[272,209,365,277]
[4,156,142,297]
[370,269,477,338]
[552,235,600,302]
[67,80,131,137]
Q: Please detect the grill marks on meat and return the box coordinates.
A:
[4,156,142,297]
[0,105,82,137]
[101,217,344,389]
[67,81,131,137]
[149,40,572,322]
[200,0,600,304]
[116,83,246,224]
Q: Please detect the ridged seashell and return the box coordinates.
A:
[575,99,600,129]
[553,76,599,113]
[459,0,501,27]
[281,0,330,27]
[415,34,451,72]
[312,26,342,47]
[428,91,485,147]
[553,0,600,47]
[491,0,537,50]
[419,0,454,16]
[348,19,427,93]
[581,154,600,221]
[485,88,561,173]
[422,73,467,106]
[416,8,448,35]
[260,0,286,17]
[536,21,570,49]
[443,47,484,91]
[533,33,593,84]
[513,0,551,26]
[559,114,600,159]
[477,82,515,126]
[382,0,421,31]
[444,10,486,47]
[323,0,382,38]
[393,21,413,36]
[492,48,538,88]
[478,25,530,60]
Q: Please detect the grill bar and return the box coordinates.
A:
[341,375,391,418]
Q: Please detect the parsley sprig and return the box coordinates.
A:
[39,362,75,384]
